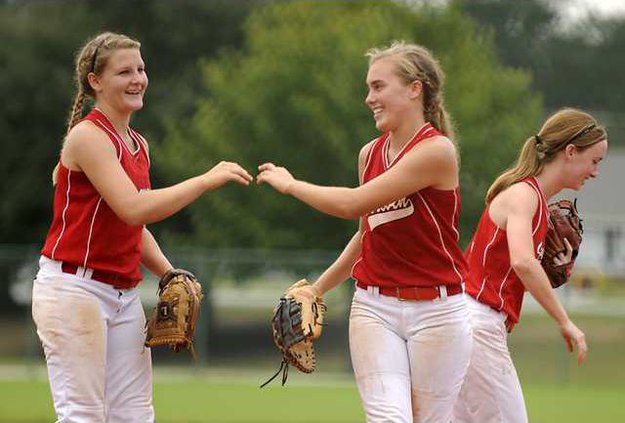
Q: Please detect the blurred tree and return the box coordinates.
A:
[457,0,625,144]
[454,0,558,72]
[160,0,543,249]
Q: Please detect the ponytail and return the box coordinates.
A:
[486,136,542,203]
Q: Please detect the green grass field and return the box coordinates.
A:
[2,311,624,422]
[1,371,625,422]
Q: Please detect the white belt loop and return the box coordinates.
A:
[438,285,448,301]
[368,285,379,297]
[76,266,86,278]
[84,268,94,279]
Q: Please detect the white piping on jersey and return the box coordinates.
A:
[526,177,546,236]
[50,167,73,259]
[383,123,434,169]
[451,188,460,241]
[497,267,514,310]
[129,128,150,166]
[417,192,463,283]
[83,197,103,269]
[96,119,124,161]
[361,138,379,184]
[96,113,140,156]
[475,226,500,302]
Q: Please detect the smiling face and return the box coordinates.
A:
[90,48,148,114]
[365,57,422,133]
[563,139,608,190]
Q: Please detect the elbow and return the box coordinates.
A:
[511,256,536,277]
[119,211,144,227]
[333,199,363,220]
[116,206,150,226]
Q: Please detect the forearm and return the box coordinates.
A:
[312,232,362,295]
[126,176,209,225]
[141,228,173,278]
[514,257,571,326]
[288,180,362,219]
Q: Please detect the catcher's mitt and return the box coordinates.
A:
[541,199,583,288]
[145,268,204,356]
[261,279,326,387]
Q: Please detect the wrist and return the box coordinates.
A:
[310,282,324,297]
[284,179,299,196]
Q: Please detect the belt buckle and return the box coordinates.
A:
[396,287,407,301]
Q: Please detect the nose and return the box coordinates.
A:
[365,89,375,107]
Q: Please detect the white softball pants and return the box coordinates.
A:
[452,296,527,423]
[349,284,473,423]
[31,256,154,423]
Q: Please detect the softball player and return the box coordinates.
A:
[257,41,472,423]
[32,32,252,423]
[452,108,607,423]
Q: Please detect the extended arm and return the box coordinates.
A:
[257,136,458,219]
[63,121,252,226]
[503,184,587,363]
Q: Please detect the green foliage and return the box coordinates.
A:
[161,1,542,248]
[457,0,625,145]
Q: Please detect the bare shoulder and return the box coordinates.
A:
[65,120,112,149]
[63,120,117,170]
[497,182,539,215]
[403,134,458,168]
[421,134,457,157]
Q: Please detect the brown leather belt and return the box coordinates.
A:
[356,281,463,301]
[61,262,136,289]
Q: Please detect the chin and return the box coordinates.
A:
[375,120,390,133]
[128,101,144,112]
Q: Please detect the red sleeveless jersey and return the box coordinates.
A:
[465,177,548,329]
[351,123,468,288]
[41,109,151,285]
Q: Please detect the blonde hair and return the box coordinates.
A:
[486,108,607,202]
[52,32,141,184]
[366,40,455,139]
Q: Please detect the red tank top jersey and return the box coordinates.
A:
[465,177,548,329]
[41,109,151,286]
[351,123,468,288]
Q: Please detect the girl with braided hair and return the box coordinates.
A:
[258,41,472,423]
[32,32,252,422]
[452,108,607,423]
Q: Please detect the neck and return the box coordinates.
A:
[535,163,566,200]
[389,117,426,149]
[95,104,131,135]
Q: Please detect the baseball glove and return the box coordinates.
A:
[261,279,326,387]
[145,268,204,356]
[541,199,583,288]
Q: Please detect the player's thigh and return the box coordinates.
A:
[106,289,154,423]
[32,275,108,420]
[455,322,527,423]
[349,289,412,423]
[406,296,473,422]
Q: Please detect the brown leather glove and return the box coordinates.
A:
[542,200,583,288]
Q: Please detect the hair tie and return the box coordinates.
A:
[534,134,542,145]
